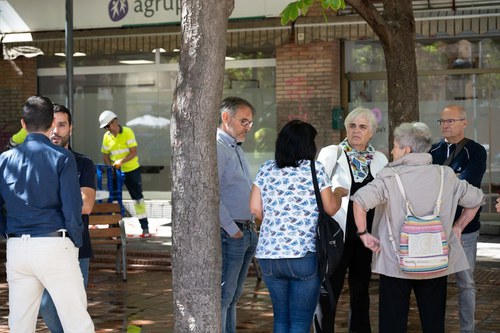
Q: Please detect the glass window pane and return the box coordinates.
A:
[39,64,276,192]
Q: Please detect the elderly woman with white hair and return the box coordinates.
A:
[351,122,483,332]
[315,107,388,332]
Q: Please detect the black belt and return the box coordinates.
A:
[7,231,64,238]
[234,220,254,228]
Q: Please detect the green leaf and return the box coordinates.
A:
[289,4,300,21]
[301,5,310,16]
[321,0,332,10]
[331,0,344,10]
[304,0,314,6]
[280,3,296,25]
[281,13,290,25]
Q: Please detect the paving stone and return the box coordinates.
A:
[0,235,498,332]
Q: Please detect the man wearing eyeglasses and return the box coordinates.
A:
[429,104,486,333]
[99,110,151,237]
[217,97,258,333]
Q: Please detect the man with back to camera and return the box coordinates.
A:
[430,104,487,333]
[39,104,97,332]
[217,97,258,333]
[99,110,151,237]
[0,96,94,332]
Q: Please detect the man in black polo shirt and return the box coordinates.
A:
[430,104,486,333]
[40,104,96,333]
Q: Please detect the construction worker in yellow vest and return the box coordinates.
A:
[7,127,28,149]
[99,110,151,237]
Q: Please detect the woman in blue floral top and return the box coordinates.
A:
[250,120,346,333]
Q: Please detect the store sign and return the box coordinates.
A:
[1,0,292,33]
[108,0,181,22]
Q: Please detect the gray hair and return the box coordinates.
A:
[219,96,256,117]
[344,107,377,134]
[394,122,432,153]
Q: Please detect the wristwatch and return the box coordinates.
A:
[356,229,368,236]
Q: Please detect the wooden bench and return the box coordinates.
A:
[89,203,127,281]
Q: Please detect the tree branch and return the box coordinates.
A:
[225,0,235,18]
[346,0,392,47]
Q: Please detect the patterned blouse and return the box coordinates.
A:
[253,159,331,259]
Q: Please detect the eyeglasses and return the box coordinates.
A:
[437,118,465,126]
[232,115,253,127]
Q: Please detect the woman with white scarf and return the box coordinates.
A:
[315,107,388,333]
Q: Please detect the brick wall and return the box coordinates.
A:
[0,58,37,151]
[276,40,342,151]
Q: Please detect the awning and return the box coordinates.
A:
[3,8,500,60]
[294,8,500,43]
[2,24,292,60]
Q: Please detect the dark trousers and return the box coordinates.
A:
[124,168,149,230]
[315,236,373,333]
[379,274,447,333]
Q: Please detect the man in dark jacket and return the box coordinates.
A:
[430,104,487,333]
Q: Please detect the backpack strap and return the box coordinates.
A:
[391,166,444,219]
[386,166,444,261]
[434,166,444,215]
[385,208,400,260]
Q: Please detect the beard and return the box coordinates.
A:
[51,134,69,148]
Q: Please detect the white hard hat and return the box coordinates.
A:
[99,110,118,128]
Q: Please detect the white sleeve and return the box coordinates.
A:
[317,145,338,179]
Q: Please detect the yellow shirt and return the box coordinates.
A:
[101,126,140,172]
[10,128,28,146]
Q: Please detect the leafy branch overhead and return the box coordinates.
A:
[280,0,346,25]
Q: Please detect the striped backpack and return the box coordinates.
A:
[388,166,449,275]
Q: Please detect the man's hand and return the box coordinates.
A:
[113,159,124,169]
[232,230,244,239]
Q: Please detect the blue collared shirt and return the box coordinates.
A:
[0,133,84,247]
[217,128,253,236]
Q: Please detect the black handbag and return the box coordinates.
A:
[310,160,344,326]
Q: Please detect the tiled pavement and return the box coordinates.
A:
[0,221,498,332]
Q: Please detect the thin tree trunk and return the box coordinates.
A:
[382,0,419,147]
[347,0,419,149]
[171,0,234,331]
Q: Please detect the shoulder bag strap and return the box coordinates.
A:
[310,160,325,213]
[329,146,343,178]
[443,138,469,166]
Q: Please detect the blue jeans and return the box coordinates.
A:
[456,230,478,333]
[221,226,258,333]
[259,252,321,333]
[40,258,90,333]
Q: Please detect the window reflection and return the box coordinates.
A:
[346,39,500,213]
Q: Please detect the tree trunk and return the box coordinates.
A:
[171,0,234,332]
[381,0,419,147]
[347,0,419,149]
